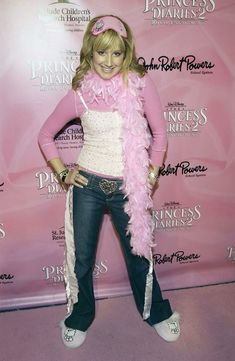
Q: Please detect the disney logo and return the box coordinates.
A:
[167,101,185,108]
[163,201,180,207]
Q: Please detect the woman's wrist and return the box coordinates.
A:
[48,158,69,181]
[148,165,160,187]
[149,165,159,178]
[58,169,69,183]
[149,171,159,182]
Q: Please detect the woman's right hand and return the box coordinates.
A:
[64,166,88,188]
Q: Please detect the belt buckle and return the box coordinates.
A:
[99,179,117,195]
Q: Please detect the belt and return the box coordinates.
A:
[79,170,122,195]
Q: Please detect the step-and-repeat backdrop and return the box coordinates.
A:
[0,0,234,310]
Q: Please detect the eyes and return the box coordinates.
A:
[96,50,123,57]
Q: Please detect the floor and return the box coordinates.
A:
[0,282,234,361]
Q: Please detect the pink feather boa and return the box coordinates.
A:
[80,71,155,259]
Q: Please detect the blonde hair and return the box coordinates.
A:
[72,15,146,89]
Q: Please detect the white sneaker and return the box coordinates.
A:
[60,320,87,348]
[153,311,180,342]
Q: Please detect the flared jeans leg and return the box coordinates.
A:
[107,191,172,326]
[65,184,106,331]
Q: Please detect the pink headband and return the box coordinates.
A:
[91,16,127,38]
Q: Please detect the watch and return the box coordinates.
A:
[58,169,69,183]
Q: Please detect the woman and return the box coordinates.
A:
[38,15,180,348]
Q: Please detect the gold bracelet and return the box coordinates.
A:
[149,171,158,178]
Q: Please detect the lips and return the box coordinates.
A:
[101,66,114,73]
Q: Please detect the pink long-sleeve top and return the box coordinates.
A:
[38,72,167,167]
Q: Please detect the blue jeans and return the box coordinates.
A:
[65,171,172,331]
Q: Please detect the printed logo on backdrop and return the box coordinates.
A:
[0,179,4,193]
[52,226,65,247]
[0,273,14,285]
[165,102,208,136]
[159,161,208,178]
[227,247,235,262]
[143,0,216,25]
[93,261,108,279]
[153,251,201,264]
[29,50,79,91]
[36,162,77,198]
[0,223,6,239]
[42,261,108,283]
[39,0,91,33]
[35,169,66,198]
[152,201,201,230]
[55,120,83,151]
[138,55,215,75]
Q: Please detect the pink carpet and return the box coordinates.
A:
[0,282,234,361]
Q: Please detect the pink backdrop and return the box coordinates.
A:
[0,0,235,310]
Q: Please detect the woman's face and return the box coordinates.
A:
[92,46,125,80]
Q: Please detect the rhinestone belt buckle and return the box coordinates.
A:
[99,179,117,195]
